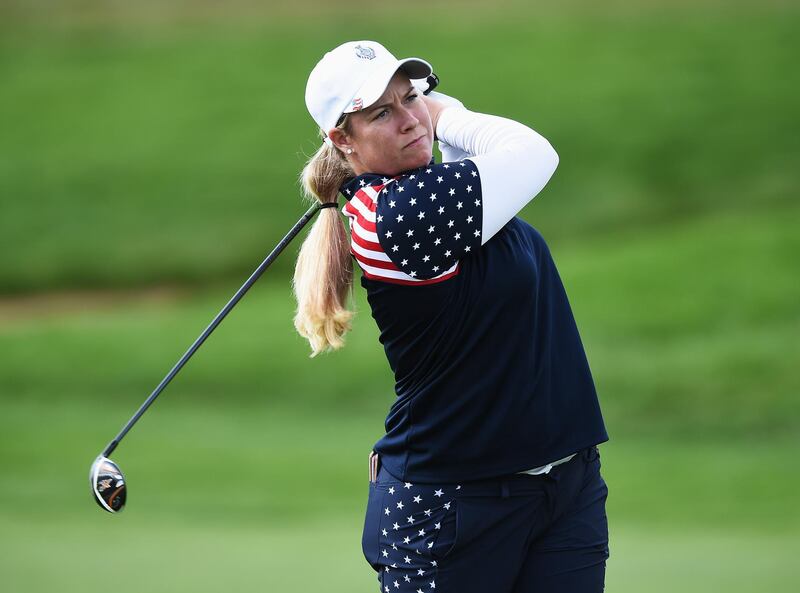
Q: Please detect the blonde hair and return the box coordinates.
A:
[293,121,356,356]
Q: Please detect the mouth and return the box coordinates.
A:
[404,135,426,149]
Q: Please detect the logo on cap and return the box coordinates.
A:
[355,45,376,60]
[351,97,364,111]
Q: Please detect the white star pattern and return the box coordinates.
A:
[370,487,464,591]
[341,160,482,284]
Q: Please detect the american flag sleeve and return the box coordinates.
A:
[375,161,484,282]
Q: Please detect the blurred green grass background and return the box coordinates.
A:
[1,1,798,591]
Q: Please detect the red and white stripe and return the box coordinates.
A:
[343,181,459,285]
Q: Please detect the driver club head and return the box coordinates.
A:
[90,455,127,513]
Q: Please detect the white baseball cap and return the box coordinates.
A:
[305,41,433,143]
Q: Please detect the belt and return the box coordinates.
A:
[369,448,589,488]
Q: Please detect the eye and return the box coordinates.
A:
[374,109,389,121]
[406,93,419,102]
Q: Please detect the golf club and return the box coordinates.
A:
[89,73,440,513]
[89,201,333,512]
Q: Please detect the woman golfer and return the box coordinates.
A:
[294,40,610,593]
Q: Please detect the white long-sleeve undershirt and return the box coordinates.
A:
[434,102,559,244]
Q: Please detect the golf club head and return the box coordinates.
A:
[90,455,126,513]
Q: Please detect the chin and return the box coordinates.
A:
[406,147,433,170]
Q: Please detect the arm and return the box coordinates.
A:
[435,106,559,243]
[424,92,473,162]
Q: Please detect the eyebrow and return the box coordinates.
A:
[366,85,416,114]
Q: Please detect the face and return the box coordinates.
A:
[330,71,434,177]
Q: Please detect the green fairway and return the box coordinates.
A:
[1,1,798,591]
[2,514,797,593]
[1,399,798,592]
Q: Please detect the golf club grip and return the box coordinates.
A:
[103,202,324,457]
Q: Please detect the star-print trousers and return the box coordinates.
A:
[361,447,609,593]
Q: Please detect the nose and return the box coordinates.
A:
[398,105,419,132]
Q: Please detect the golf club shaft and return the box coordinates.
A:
[102,202,324,458]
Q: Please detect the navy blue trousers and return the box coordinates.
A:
[361,447,609,593]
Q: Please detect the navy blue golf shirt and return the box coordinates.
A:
[341,160,607,483]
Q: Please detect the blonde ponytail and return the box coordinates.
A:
[293,128,356,356]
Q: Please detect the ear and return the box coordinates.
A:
[327,127,353,154]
